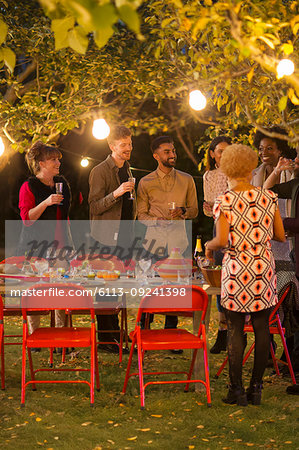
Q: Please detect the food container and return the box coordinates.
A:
[102,270,120,280]
[201,266,222,287]
[156,247,188,280]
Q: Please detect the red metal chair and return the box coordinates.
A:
[21,283,100,406]
[70,254,128,361]
[215,284,297,385]
[122,285,211,409]
[0,295,4,390]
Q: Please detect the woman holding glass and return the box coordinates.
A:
[203,135,231,354]
[205,144,285,406]
[18,141,72,342]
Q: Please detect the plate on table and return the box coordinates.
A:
[3,278,21,285]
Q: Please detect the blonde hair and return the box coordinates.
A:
[25,141,62,175]
[220,144,258,179]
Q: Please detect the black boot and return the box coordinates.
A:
[210,329,227,354]
[246,381,263,405]
[222,385,248,406]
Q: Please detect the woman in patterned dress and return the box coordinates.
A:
[203,136,231,354]
[205,144,286,406]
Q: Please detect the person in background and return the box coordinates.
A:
[252,126,298,363]
[205,144,285,406]
[263,146,299,395]
[203,135,231,354]
[137,136,198,340]
[18,141,72,351]
[89,125,136,353]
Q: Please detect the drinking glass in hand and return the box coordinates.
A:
[168,201,176,220]
[55,182,63,205]
[128,177,136,200]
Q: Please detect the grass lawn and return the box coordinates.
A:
[0,303,298,450]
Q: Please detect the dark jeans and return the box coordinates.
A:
[140,250,178,329]
[96,313,120,342]
[224,307,272,386]
[140,313,178,329]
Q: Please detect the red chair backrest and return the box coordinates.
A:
[21,283,94,310]
[0,295,3,320]
[136,285,208,322]
[70,254,125,272]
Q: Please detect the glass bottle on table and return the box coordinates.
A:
[194,235,209,282]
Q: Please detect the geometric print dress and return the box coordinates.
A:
[213,187,278,313]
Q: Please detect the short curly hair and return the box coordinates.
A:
[107,125,131,145]
[220,144,258,179]
[253,126,296,159]
[25,141,62,175]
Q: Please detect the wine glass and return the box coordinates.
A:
[55,182,63,205]
[168,202,176,220]
[128,177,136,200]
[35,259,49,277]
[138,258,152,284]
[195,255,210,284]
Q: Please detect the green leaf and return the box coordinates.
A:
[0,19,8,45]
[51,16,75,33]
[278,96,288,112]
[119,4,140,33]
[68,27,88,54]
[91,4,117,29]
[94,27,114,48]
[51,16,75,50]
[2,47,16,73]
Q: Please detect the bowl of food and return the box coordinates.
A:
[201,265,222,287]
[102,270,120,280]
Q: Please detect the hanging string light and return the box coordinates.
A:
[0,137,4,156]
[80,157,89,167]
[92,118,110,140]
[189,90,207,111]
[277,59,295,79]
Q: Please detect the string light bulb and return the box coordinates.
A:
[277,59,295,79]
[92,118,110,140]
[189,90,207,111]
[80,157,89,167]
[0,137,4,156]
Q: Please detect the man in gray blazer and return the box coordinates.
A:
[89,125,136,352]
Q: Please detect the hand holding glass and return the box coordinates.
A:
[128,177,135,200]
[168,202,176,220]
[55,182,63,205]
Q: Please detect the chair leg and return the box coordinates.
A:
[21,344,27,406]
[137,344,145,409]
[277,321,296,384]
[122,339,136,394]
[270,341,280,375]
[0,329,5,390]
[94,344,100,391]
[119,311,124,364]
[215,355,228,379]
[124,308,128,348]
[243,342,255,365]
[203,344,212,406]
[90,341,95,406]
[184,349,198,392]
[27,348,36,391]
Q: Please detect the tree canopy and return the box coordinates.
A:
[0,0,298,170]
